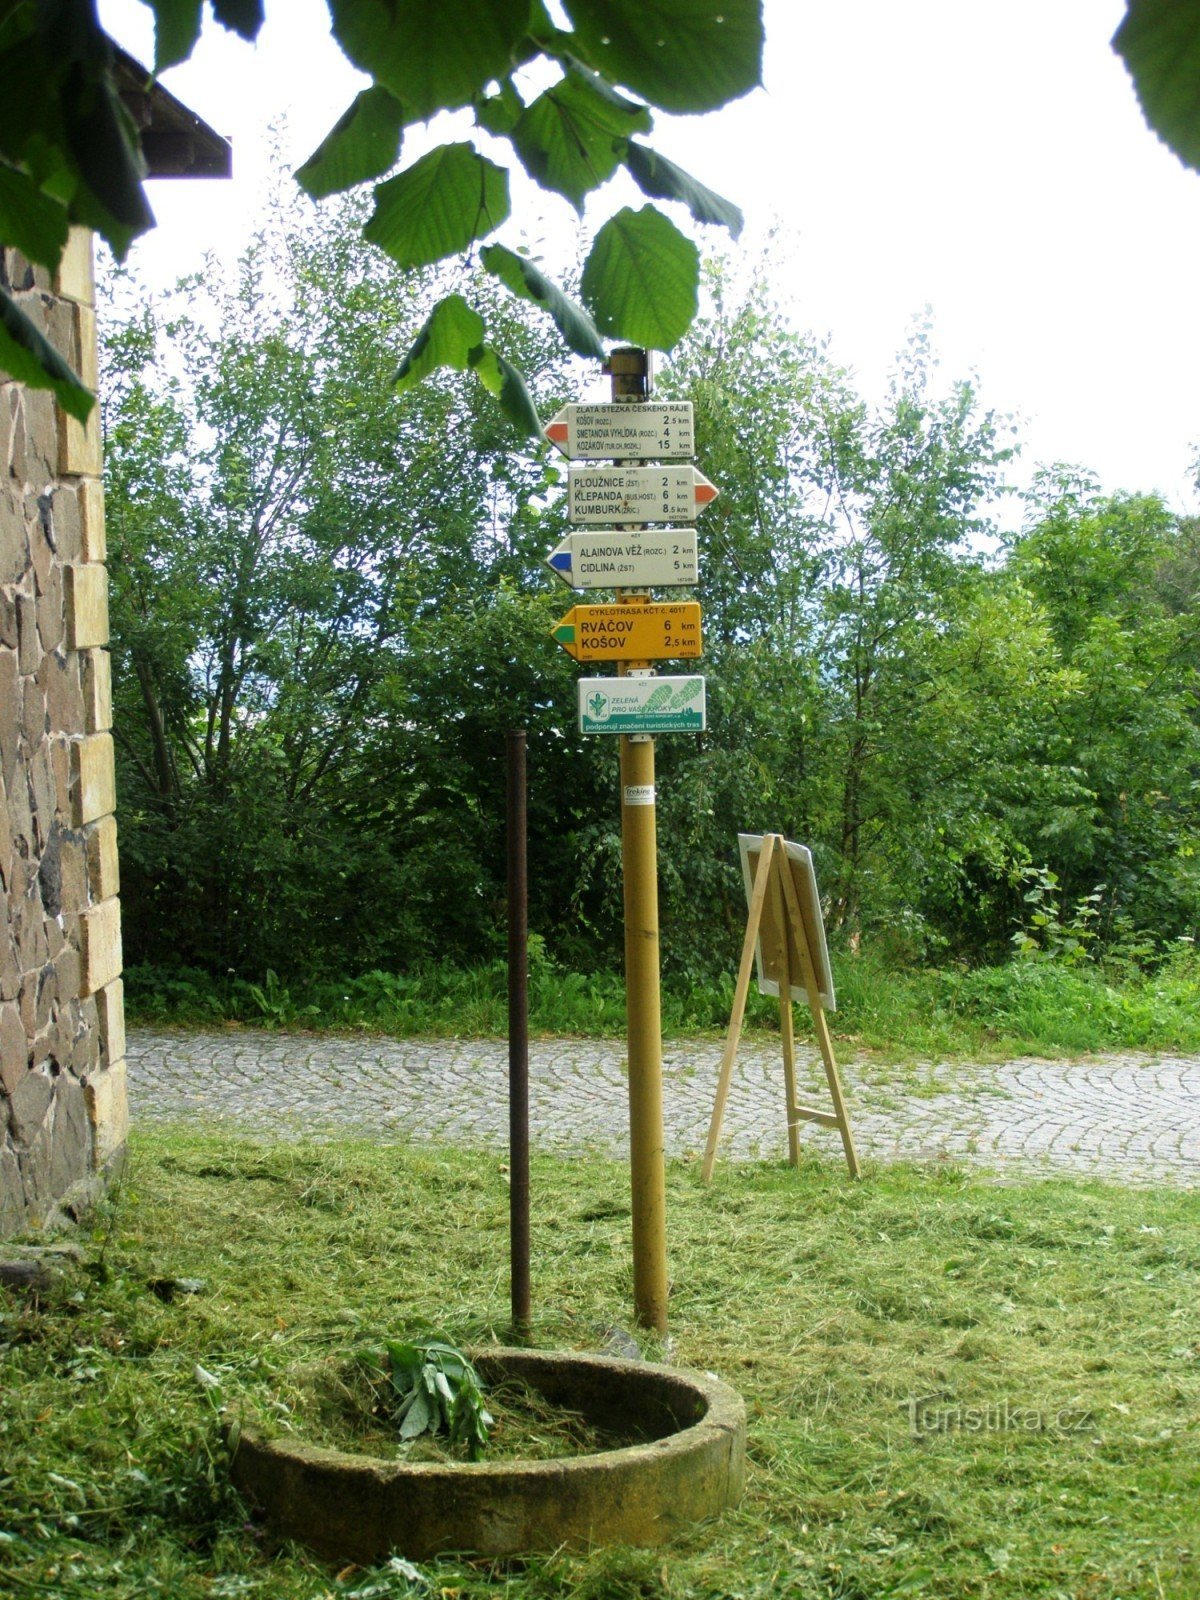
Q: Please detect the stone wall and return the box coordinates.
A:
[1,229,127,1236]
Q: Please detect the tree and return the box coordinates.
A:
[0,0,758,429]
[102,187,583,975]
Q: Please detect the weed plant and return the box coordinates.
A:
[2,1131,1198,1597]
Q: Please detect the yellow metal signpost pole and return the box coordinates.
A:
[610,347,669,1334]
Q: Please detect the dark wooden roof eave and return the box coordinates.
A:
[113,45,232,180]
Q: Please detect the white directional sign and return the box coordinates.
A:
[578,676,706,735]
[544,401,695,460]
[545,529,699,590]
[567,465,718,526]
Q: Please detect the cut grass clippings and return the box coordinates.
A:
[2,1129,1198,1597]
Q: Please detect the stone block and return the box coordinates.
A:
[65,994,98,1078]
[0,778,10,890]
[20,672,47,751]
[70,732,115,825]
[0,931,20,1001]
[36,821,61,917]
[0,584,17,648]
[85,1059,127,1170]
[77,478,105,563]
[53,228,94,307]
[1,502,29,586]
[18,967,36,1034]
[57,401,102,477]
[71,304,98,391]
[85,814,119,901]
[95,978,124,1068]
[79,895,121,994]
[49,1072,89,1196]
[39,650,84,736]
[9,1062,53,1145]
[16,586,39,673]
[36,563,64,653]
[0,996,26,1094]
[0,384,13,474]
[30,497,54,592]
[35,958,58,1031]
[16,1111,54,1217]
[51,482,80,565]
[22,387,57,482]
[5,383,28,483]
[64,562,109,649]
[0,1145,24,1238]
[51,733,70,818]
[14,880,49,973]
[57,828,88,914]
[29,749,56,856]
[0,648,17,783]
[81,649,111,732]
[54,941,80,1006]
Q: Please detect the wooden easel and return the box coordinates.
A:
[702,834,860,1180]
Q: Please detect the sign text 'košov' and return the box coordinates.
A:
[551,601,703,662]
[579,676,706,735]
[544,401,695,461]
[545,528,699,590]
[567,465,718,526]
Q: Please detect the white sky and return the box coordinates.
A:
[98,0,1200,520]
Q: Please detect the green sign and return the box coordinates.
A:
[578,676,706,735]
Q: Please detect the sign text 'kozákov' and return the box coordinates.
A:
[567,465,718,526]
[544,401,695,461]
[551,601,703,662]
[578,676,706,735]
[545,529,699,590]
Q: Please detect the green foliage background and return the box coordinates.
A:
[100,195,1200,996]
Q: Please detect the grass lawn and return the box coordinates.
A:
[2,1131,1198,1598]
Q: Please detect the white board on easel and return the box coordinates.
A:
[738,833,836,1011]
[703,833,860,1181]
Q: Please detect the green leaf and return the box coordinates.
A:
[0,162,70,267]
[581,204,699,349]
[142,0,203,72]
[563,0,763,114]
[469,344,543,436]
[61,65,153,254]
[510,69,651,210]
[480,242,605,358]
[296,86,405,200]
[398,1385,432,1439]
[0,285,93,424]
[364,143,509,268]
[1114,0,1200,172]
[211,0,265,41]
[394,293,486,390]
[624,141,743,235]
[330,0,532,121]
[475,80,526,138]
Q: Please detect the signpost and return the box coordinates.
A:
[544,400,695,460]
[567,465,718,525]
[578,676,706,735]
[544,529,699,590]
[538,347,721,1334]
[552,601,702,662]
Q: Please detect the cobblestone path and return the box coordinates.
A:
[126,1030,1200,1184]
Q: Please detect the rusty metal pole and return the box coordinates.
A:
[610,347,669,1333]
[506,729,531,1337]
